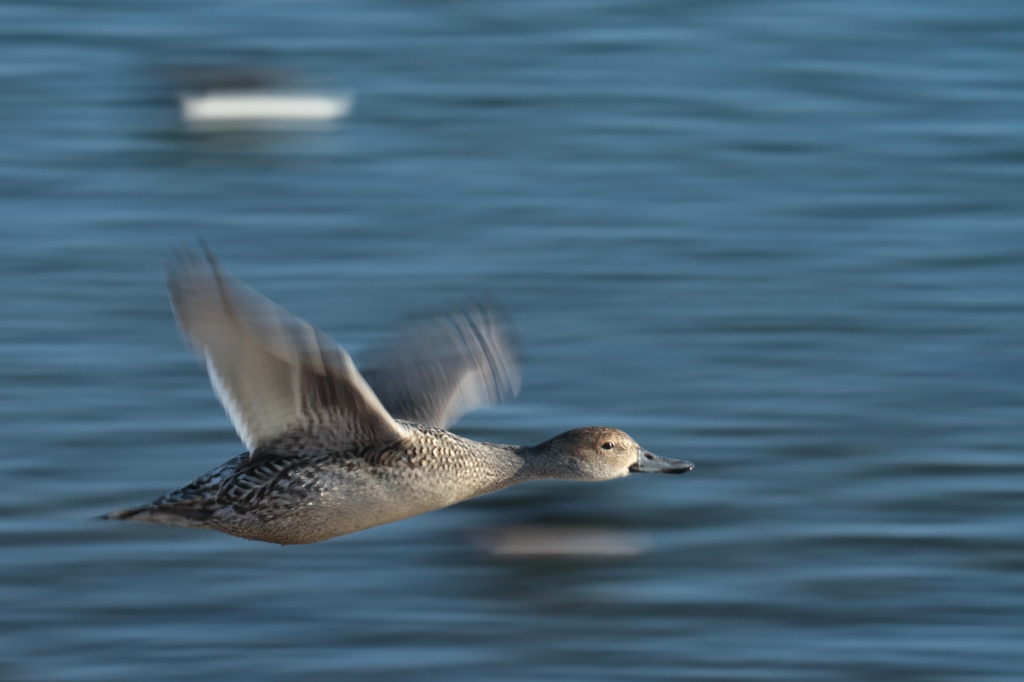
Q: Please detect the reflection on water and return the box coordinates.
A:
[473,526,651,559]
[2,0,1024,680]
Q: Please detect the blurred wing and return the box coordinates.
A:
[360,303,520,429]
[167,249,409,458]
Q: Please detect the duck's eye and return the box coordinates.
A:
[601,442,615,450]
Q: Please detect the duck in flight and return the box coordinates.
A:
[103,250,693,545]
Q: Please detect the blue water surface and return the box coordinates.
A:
[1,1,1023,680]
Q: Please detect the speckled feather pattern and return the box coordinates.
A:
[115,421,527,545]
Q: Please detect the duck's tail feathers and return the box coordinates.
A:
[99,506,150,521]
[98,504,214,526]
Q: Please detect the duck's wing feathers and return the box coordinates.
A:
[359,303,520,429]
[167,250,409,459]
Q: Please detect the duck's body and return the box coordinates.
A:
[110,423,529,545]
[104,250,693,544]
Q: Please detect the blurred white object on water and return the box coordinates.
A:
[180,91,353,130]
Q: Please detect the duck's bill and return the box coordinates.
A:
[629,449,694,474]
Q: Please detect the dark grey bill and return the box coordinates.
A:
[629,449,694,474]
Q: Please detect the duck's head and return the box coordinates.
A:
[530,427,694,481]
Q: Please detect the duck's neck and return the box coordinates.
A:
[466,441,567,491]
[461,442,528,493]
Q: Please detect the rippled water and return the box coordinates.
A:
[2,1,1024,680]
